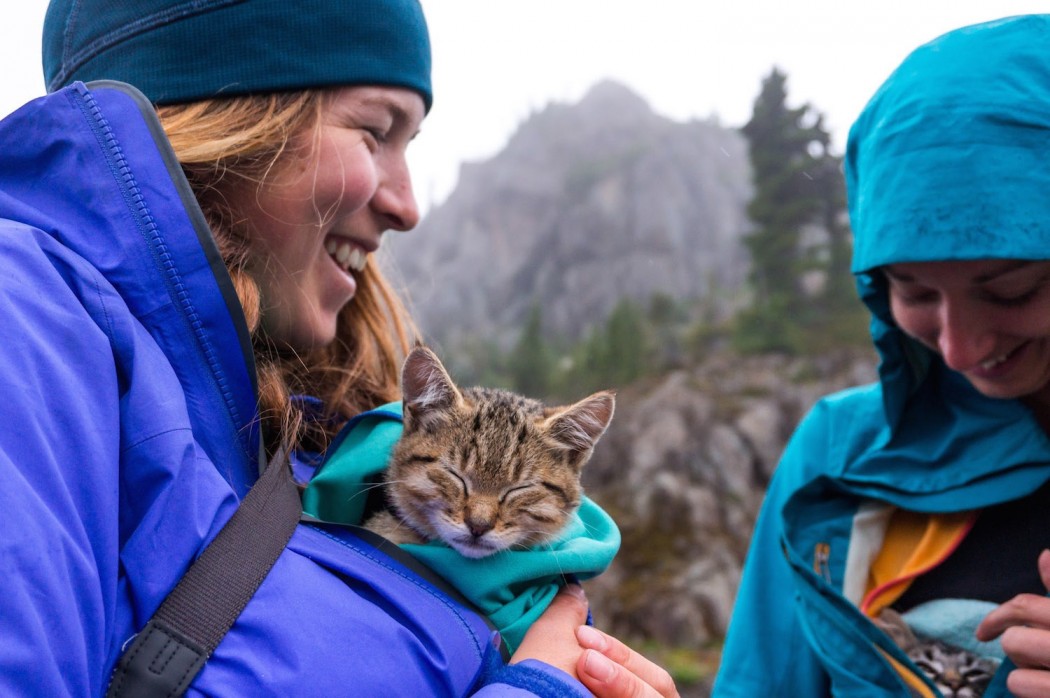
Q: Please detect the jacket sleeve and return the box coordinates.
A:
[0,233,124,696]
[472,655,592,697]
[712,404,832,697]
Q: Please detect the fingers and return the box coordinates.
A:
[575,625,679,698]
[975,550,1050,697]
[578,649,641,698]
[513,585,679,698]
[1008,668,1050,698]
[976,593,1050,642]
[998,626,1050,669]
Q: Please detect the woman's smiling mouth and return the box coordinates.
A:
[325,237,368,273]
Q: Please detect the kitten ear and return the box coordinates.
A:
[541,390,616,466]
[874,608,918,652]
[400,346,462,431]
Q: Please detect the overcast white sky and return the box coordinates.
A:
[4,2,1049,212]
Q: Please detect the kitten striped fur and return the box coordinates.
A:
[364,346,615,559]
[876,608,999,697]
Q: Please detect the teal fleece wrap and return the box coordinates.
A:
[43,0,432,110]
[301,403,621,653]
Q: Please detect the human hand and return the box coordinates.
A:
[511,584,679,698]
[976,549,1050,698]
[573,623,679,698]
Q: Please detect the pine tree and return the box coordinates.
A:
[810,151,868,345]
[508,304,554,397]
[603,299,647,385]
[736,67,859,352]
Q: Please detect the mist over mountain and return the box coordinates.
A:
[384,79,878,695]
[385,80,753,354]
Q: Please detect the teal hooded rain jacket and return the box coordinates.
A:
[714,15,1050,697]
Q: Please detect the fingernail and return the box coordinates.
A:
[576,624,607,650]
[584,649,616,683]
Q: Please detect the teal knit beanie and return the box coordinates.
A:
[42,0,432,110]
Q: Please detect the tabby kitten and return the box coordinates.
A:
[364,346,615,559]
[876,608,1000,698]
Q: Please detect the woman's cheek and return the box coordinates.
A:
[316,132,381,209]
[891,302,937,346]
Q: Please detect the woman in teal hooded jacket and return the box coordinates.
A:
[715,15,1050,698]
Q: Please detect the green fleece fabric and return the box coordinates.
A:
[301,402,621,653]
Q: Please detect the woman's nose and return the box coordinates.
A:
[373,157,420,232]
[937,302,996,371]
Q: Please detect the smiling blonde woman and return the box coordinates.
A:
[0,0,678,695]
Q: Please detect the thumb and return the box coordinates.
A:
[1039,549,1050,592]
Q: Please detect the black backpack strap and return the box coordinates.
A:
[106,450,301,697]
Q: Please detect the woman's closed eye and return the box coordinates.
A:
[360,124,389,147]
[978,286,1042,307]
[972,263,1050,308]
[977,273,1050,307]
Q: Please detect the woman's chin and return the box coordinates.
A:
[261,313,341,355]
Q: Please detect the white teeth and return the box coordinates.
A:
[348,247,366,272]
[327,239,368,273]
[980,353,1009,370]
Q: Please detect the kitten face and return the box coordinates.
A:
[875,608,999,698]
[388,431,579,558]
[909,643,997,698]
[384,347,614,558]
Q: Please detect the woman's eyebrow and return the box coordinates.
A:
[356,96,423,140]
[973,260,1033,283]
[358,96,413,124]
[883,261,1035,284]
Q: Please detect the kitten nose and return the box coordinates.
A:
[941,668,962,691]
[466,515,494,538]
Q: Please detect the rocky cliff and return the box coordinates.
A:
[582,348,878,694]
[385,80,753,352]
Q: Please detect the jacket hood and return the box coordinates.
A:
[847,15,1050,275]
[845,15,1050,429]
[833,16,1050,495]
[0,81,260,495]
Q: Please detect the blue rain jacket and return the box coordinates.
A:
[0,81,590,697]
[714,15,1050,697]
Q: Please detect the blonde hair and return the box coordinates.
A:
[157,91,417,453]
